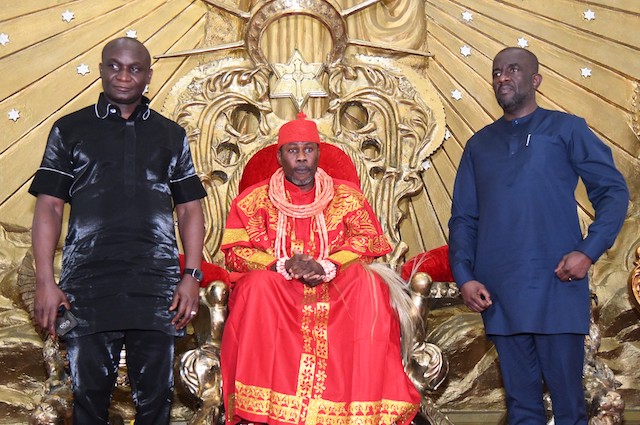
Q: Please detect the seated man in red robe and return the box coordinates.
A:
[220,113,421,425]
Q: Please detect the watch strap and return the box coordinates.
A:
[183,267,204,283]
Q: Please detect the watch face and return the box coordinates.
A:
[194,269,204,282]
[185,268,204,282]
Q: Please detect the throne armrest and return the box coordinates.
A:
[402,245,459,301]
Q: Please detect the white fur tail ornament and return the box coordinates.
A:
[365,263,449,395]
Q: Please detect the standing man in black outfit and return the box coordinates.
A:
[29,37,207,424]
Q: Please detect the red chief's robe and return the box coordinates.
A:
[220,176,420,425]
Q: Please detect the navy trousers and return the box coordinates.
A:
[65,330,175,425]
[490,333,587,425]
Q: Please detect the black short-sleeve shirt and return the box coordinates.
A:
[29,93,207,337]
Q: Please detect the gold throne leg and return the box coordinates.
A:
[17,248,72,425]
[29,336,73,425]
[407,272,455,425]
[179,280,228,425]
[582,292,624,425]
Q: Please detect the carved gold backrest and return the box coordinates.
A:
[159,0,446,270]
[162,57,445,269]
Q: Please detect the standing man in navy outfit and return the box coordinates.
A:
[30,37,207,424]
[448,47,629,424]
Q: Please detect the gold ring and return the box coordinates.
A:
[190,311,197,316]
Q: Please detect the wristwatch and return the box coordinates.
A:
[183,268,204,283]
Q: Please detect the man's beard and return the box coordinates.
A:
[289,175,315,187]
[497,91,527,113]
[496,84,536,114]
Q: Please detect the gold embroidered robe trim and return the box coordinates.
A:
[232,381,420,425]
[226,246,276,270]
[307,398,421,425]
[328,250,361,268]
[221,227,250,245]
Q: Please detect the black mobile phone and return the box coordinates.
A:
[55,305,78,336]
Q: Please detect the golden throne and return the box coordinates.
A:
[176,141,452,425]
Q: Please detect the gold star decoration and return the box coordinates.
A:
[270,49,327,110]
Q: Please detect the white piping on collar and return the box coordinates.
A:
[142,104,150,120]
[94,102,112,119]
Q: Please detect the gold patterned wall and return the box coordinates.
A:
[1,0,639,422]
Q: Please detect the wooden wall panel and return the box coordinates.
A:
[0,2,126,60]
[1,1,73,21]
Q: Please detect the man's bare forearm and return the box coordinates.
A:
[176,199,205,269]
[32,195,64,285]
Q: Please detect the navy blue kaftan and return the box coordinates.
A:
[448,108,628,335]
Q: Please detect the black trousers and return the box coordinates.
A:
[65,330,175,425]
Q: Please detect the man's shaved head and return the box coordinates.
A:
[101,37,151,68]
[493,47,539,74]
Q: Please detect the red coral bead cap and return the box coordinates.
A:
[277,112,321,146]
